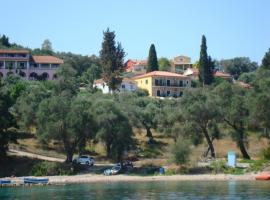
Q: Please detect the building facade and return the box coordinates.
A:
[124,59,147,73]
[171,55,192,74]
[93,78,138,94]
[133,71,191,98]
[0,49,63,80]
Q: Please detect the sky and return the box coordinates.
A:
[1,0,270,63]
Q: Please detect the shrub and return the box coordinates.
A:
[210,160,227,174]
[31,161,73,176]
[262,146,270,160]
[170,139,191,165]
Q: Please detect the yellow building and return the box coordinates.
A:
[133,71,191,97]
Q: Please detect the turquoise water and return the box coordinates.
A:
[1,181,270,199]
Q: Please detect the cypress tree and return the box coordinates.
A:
[198,35,214,85]
[147,44,158,72]
[100,28,125,92]
[262,48,270,70]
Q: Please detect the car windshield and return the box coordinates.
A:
[112,166,121,171]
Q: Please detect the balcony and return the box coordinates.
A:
[154,83,185,87]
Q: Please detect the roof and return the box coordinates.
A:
[94,78,137,85]
[214,71,232,78]
[133,71,187,79]
[235,81,252,89]
[32,56,64,64]
[0,49,29,54]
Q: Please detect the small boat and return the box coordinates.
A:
[23,178,49,184]
[255,174,270,180]
[0,180,11,185]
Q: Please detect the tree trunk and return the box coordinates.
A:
[65,151,73,163]
[146,127,153,138]
[238,130,250,160]
[106,142,111,158]
[202,128,215,158]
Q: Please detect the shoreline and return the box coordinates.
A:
[5,174,257,185]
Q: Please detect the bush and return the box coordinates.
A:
[170,139,191,165]
[262,146,270,160]
[210,160,227,174]
[31,161,74,176]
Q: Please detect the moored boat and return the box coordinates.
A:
[0,180,11,185]
[255,174,270,180]
[23,178,49,184]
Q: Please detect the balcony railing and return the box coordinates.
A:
[154,83,185,87]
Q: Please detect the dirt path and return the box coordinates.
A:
[8,149,65,162]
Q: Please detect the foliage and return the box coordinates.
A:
[218,57,258,79]
[158,57,171,71]
[41,39,53,53]
[170,138,191,165]
[0,34,11,47]
[80,64,101,85]
[100,28,125,92]
[210,160,227,174]
[94,99,134,162]
[261,48,270,70]
[147,44,158,72]
[31,161,73,176]
[180,88,222,158]
[198,35,214,85]
[262,146,270,160]
[238,71,256,84]
[214,82,251,159]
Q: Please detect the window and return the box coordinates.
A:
[0,61,3,68]
[145,79,148,84]
[167,90,170,97]
[167,80,170,86]
[51,64,59,68]
[157,90,161,97]
[155,79,158,86]
[121,84,125,89]
[179,80,183,87]
[41,64,50,68]
[18,62,26,69]
[5,61,14,69]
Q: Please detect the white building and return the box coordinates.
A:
[93,78,138,94]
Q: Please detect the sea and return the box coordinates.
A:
[0,180,270,199]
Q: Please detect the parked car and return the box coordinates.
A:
[73,155,95,166]
[122,161,133,169]
[104,164,122,176]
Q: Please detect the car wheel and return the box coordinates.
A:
[86,161,90,165]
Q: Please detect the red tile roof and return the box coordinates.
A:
[32,56,64,64]
[214,71,232,78]
[133,71,187,79]
[0,49,29,54]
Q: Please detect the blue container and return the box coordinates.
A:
[159,167,165,175]
[227,151,236,167]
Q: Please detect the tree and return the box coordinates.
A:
[0,80,16,158]
[0,34,11,47]
[147,44,158,72]
[94,99,133,162]
[171,138,191,165]
[180,88,222,158]
[158,57,171,71]
[219,57,258,79]
[214,82,251,159]
[41,39,53,52]
[54,64,78,97]
[262,48,270,70]
[80,64,102,90]
[100,28,125,92]
[198,35,214,85]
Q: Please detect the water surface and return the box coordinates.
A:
[1,180,270,199]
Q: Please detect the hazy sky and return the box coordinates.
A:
[1,0,270,63]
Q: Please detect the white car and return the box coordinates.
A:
[73,155,95,166]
